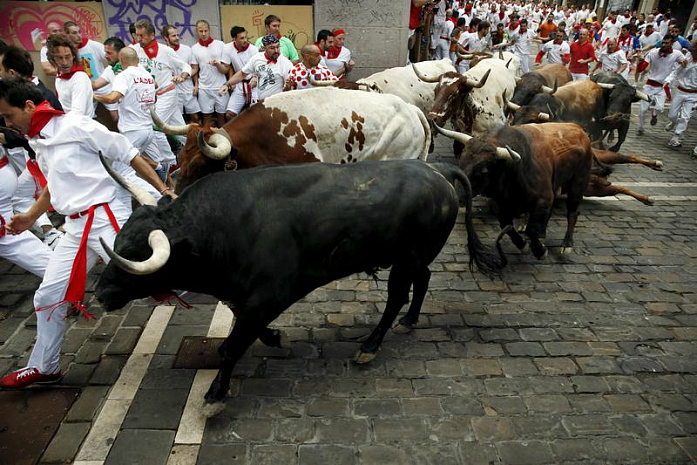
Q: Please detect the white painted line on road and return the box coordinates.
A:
[75,305,175,463]
[585,196,697,202]
[170,302,235,461]
[618,182,697,187]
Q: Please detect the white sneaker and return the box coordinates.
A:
[667,137,682,148]
[43,229,63,250]
[665,121,675,132]
[636,128,645,136]
[692,146,697,158]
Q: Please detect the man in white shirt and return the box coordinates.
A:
[39,22,62,77]
[47,34,94,117]
[636,36,686,135]
[457,20,492,73]
[162,24,201,124]
[595,38,629,79]
[507,18,535,74]
[93,47,165,208]
[665,42,697,148]
[635,23,661,81]
[325,29,354,79]
[133,19,192,179]
[535,31,571,65]
[64,21,116,123]
[91,37,126,125]
[222,26,259,120]
[191,20,229,127]
[0,78,172,389]
[600,12,621,43]
[220,34,293,102]
[287,44,338,90]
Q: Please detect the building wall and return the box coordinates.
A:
[314,0,410,80]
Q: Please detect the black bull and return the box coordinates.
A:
[96,161,504,402]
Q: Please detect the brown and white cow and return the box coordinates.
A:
[158,88,431,194]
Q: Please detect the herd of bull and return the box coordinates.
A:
[95,54,663,403]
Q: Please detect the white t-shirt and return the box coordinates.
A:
[459,32,491,53]
[173,44,195,95]
[241,52,294,100]
[639,31,661,49]
[510,29,536,56]
[28,112,138,215]
[133,42,192,93]
[599,49,629,78]
[112,65,156,132]
[646,48,685,82]
[77,39,109,95]
[667,52,696,89]
[541,40,570,64]
[602,20,620,41]
[224,42,259,74]
[40,46,49,63]
[325,46,352,76]
[55,71,95,118]
[191,40,228,89]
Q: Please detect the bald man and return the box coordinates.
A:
[286,44,338,90]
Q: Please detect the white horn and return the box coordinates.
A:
[541,77,558,94]
[515,76,522,84]
[456,50,475,59]
[150,108,190,135]
[100,230,171,275]
[468,69,491,88]
[198,129,232,160]
[507,101,522,111]
[635,89,650,102]
[537,112,551,121]
[307,74,335,86]
[497,145,522,161]
[411,63,442,83]
[433,123,472,144]
[597,83,616,89]
[99,152,158,207]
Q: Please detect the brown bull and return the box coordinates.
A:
[586,149,664,206]
[511,64,572,105]
[435,122,592,260]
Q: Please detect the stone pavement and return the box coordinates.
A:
[1,102,697,465]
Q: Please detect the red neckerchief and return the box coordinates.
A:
[498,12,505,20]
[234,42,250,53]
[327,46,341,60]
[172,44,180,51]
[266,55,277,64]
[509,21,519,31]
[198,36,214,47]
[56,64,84,80]
[143,40,159,59]
[78,36,89,49]
[28,100,65,138]
[610,18,616,24]
[659,48,671,58]
[313,42,325,56]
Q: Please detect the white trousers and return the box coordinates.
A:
[0,163,51,277]
[226,82,259,116]
[152,92,183,164]
[6,148,52,230]
[668,88,697,137]
[638,84,667,128]
[572,73,589,81]
[517,54,530,75]
[432,39,450,60]
[178,90,201,115]
[28,199,130,374]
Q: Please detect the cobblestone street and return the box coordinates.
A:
[1,100,697,465]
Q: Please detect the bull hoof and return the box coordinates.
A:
[392,323,413,334]
[652,161,663,171]
[204,385,227,404]
[644,197,655,206]
[532,247,548,260]
[202,401,227,417]
[353,350,378,364]
[560,246,573,254]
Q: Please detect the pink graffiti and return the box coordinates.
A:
[0,4,105,51]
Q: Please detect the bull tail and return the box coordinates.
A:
[432,163,505,277]
[590,150,613,177]
[416,108,432,160]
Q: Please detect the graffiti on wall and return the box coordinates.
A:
[102,0,220,44]
[220,6,313,51]
[0,1,107,51]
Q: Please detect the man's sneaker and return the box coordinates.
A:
[692,146,697,158]
[43,229,63,250]
[636,128,645,136]
[0,367,61,389]
[650,113,658,126]
[667,138,682,148]
[665,121,675,132]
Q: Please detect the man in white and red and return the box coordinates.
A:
[617,24,640,58]
[635,23,661,81]
[595,37,629,79]
[64,21,116,122]
[636,35,686,135]
[325,29,354,79]
[0,78,172,389]
[220,34,293,102]
[457,20,492,74]
[162,24,201,124]
[223,26,259,120]
[535,31,571,65]
[47,33,94,118]
[508,18,535,74]
[665,40,697,148]
[133,20,192,178]
[314,29,335,68]
[600,11,621,43]
[490,4,508,29]
[191,20,230,127]
[93,47,164,209]
[287,44,337,90]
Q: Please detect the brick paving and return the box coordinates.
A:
[1,99,697,464]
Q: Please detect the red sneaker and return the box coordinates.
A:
[0,367,61,388]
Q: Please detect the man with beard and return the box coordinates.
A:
[222,26,259,120]
[314,29,334,67]
[219,34,293,103]
[91,37,126,124]
[162,24,200,124]
[47,34,94,117]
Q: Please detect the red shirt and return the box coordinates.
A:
[569,40,596,74]
[410,4,422,30]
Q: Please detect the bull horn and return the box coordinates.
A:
[468,69,491,88]
[498,48,504,60]
[500,145,522,162]
[635,89,651,102]
[99,152,158,207]
[546,103,556,119]
[411,63,441,83]
[100,230,171,275]
[536,112,551,121]
[307,74,335,87]
[596,83,616,89]
[541,77,558,94]
[433,123,472,144]
[150,108,190,136]
[197,129,232,160]
[507,100,522,111]
[456,50,474,59]
[505,58,513,69]
[515,76,522,84]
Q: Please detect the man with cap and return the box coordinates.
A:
[219,34,293,103]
